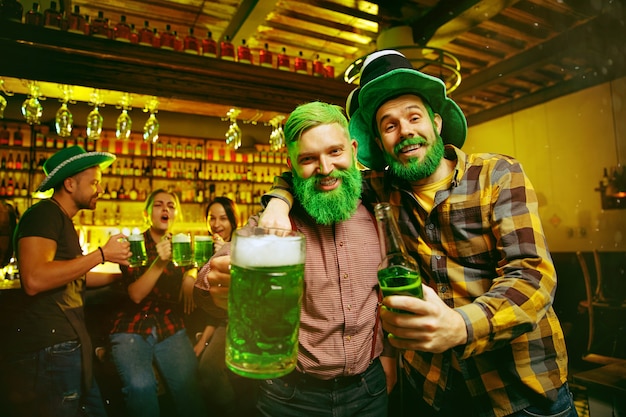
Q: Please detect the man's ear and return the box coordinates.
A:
[434,113,443,134]
[351,139,358,163]
[62,176,74,193]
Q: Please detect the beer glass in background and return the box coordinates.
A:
[193,235,213,267]
[226,227,305,379]
[172,233,193,267]
[128,233,147,267]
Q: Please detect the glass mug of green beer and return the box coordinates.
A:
[128,233,147,267]
[172,233,193,267]
[193,235,213,267]
[226,227,306,379]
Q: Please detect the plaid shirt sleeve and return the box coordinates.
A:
[450,153,557,358]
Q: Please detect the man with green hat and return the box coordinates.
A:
[261,50,576,417]
[0,145,131,417]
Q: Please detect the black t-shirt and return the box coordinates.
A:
[1,199,83,354]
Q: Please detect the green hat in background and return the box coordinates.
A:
[349,50,467,170]
[37,146,116,192]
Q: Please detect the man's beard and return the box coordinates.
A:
[383,133,445,181]
[293,164,362,225]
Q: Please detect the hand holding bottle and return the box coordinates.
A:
[375,203,423,306]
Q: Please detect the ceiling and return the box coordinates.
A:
[3,0,626,128]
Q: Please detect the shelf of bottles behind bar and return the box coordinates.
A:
[5,1,336,77]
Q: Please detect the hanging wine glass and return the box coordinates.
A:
[269,115,285,151]
[116,93,133,140]
[143,97,160,143]
[55,85,74,137]
[0,79,14,119]
[21,81,44,125]
[86,89,104,140]
[224,108,242,150]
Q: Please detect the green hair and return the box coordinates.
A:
[284,102,349,152]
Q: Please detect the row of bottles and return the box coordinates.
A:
[1,151,30,171]
[7,1,337,77]
[2,122,288,165]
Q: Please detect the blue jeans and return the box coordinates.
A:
[257,357,388,417]
[109,328,206,417]
[0,340,106,417]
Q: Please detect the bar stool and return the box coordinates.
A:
[576,251,626,365]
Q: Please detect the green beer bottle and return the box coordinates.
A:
[374,202,423,301]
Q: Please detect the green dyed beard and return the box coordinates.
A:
[383,133,445,181]
[292,163,362,225]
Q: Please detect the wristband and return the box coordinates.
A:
[98,246,105,264]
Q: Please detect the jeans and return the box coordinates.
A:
[257,357,388,417]
[0,340,106,417]
[109,328,206,417]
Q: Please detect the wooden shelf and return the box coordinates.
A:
[0,21,354,116]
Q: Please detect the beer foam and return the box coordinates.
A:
[232,234,304,267]
[172,233,191,243]
[128,234,144,242]
[194,235,213,242]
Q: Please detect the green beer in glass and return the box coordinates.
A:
[172,233,193,267]
[193,235,213,267]
[226,227,305,379]
[128,233,147,267]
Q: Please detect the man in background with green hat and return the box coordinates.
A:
[262,50,576,417]
[0,145,131,417]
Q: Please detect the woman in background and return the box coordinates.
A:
[194,197,255,416]
[109,189,205,417]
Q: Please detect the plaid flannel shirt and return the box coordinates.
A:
[265,145,568,417]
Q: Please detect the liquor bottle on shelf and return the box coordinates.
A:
[25,2,43,26]
[219,35,235,60]
[129,23,139,44]
[13,126,23,146]
[20,182,28,197]
[67,5,85,34]
[277,47,290,71]
[138,20,153,46]
[1,0,23,22]
[160,24,175,50]
[6,177,14,197]
[114,15,132,42]
[259,43,273,68]
[173,31,183,52]
[324,59,335,78]
[44,2,62,29]
[15,154,21,170]
[202,31,217,58]
[295,51,308,74]
[237,39,252,64]
[152,28,160,48]
[0,124,9,146]
[128,180,138,201]
[101,184,111,200]
[22,154,29,171]
[313,54,325,77]
[374,202,423,304]
[0,178,5,197]
[90,10,109,38]
[184,27,200,55]
[6,153,13,170]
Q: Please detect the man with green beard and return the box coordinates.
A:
[261,51,576,417]
[198,101,397,417]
